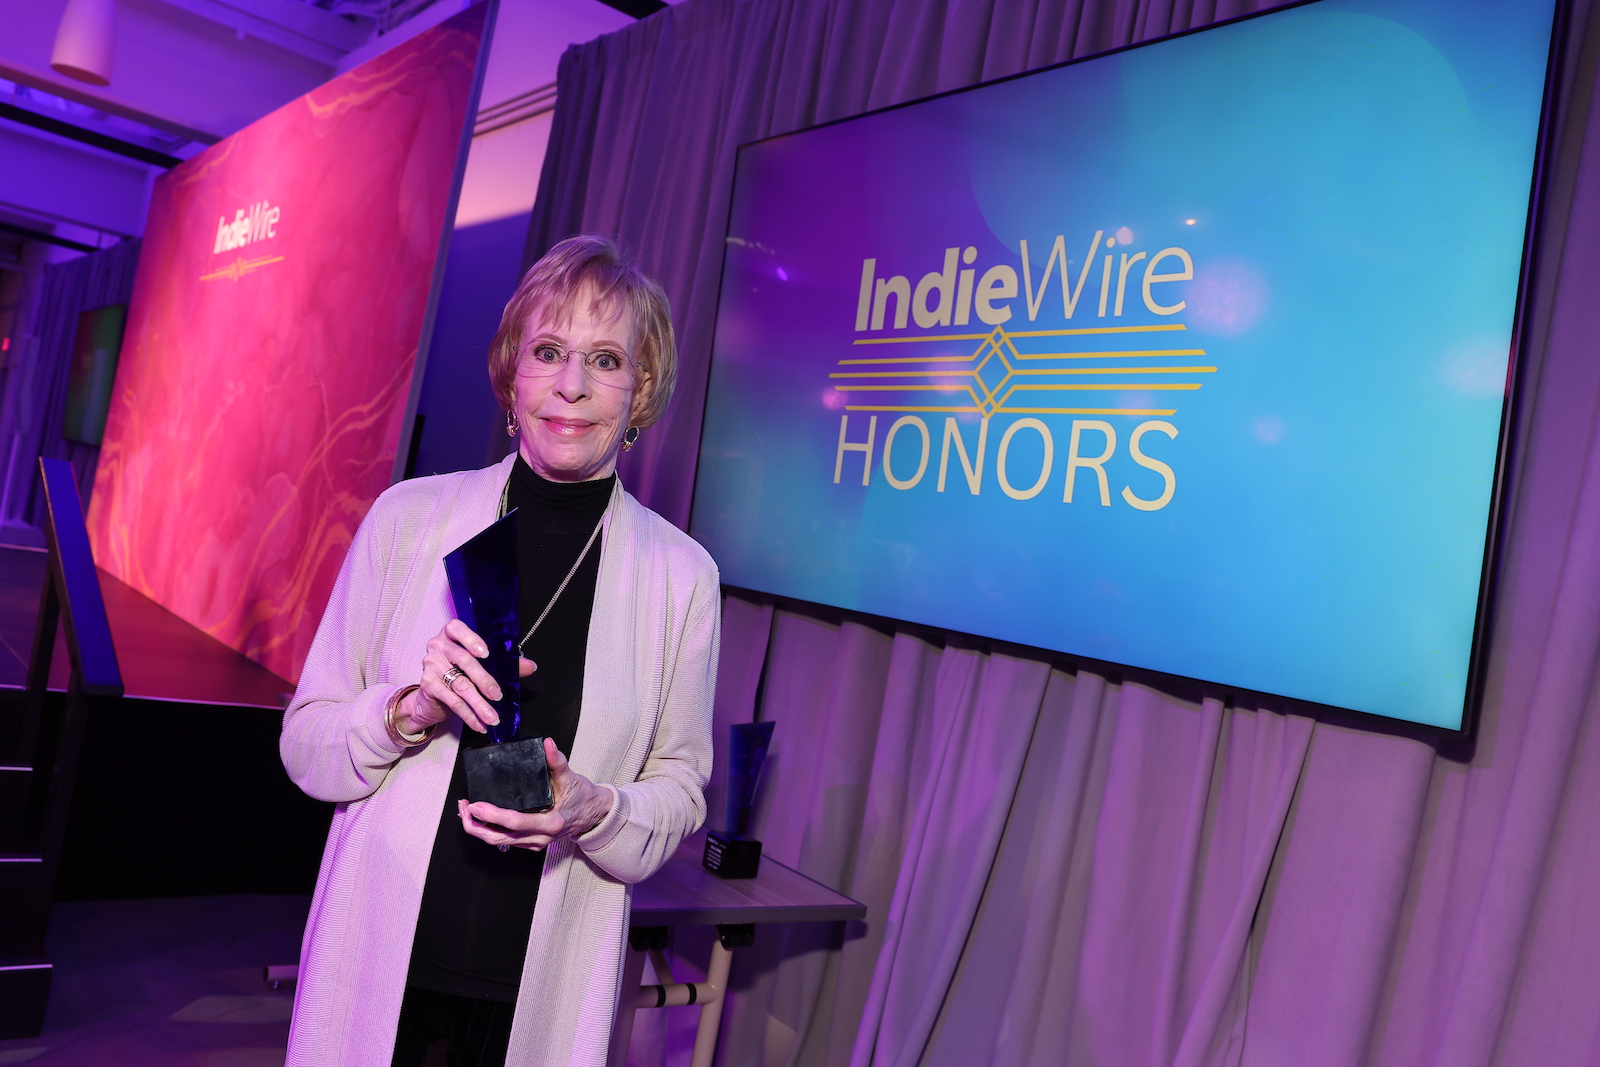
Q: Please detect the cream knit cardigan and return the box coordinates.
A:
[280,453,719,1066]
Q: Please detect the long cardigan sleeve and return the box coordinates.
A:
[280,485,417,803]
[576,519,721,883]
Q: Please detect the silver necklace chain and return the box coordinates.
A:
[499,477,615,656]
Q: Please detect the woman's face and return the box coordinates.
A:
[511,291,642,483]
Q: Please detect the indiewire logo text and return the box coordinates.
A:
[213,201,281,254]
[853,231,1192,331]
[829,231,1204,511]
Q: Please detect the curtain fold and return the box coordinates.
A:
[937,668,1112,1067]
[693,610,1317,1067]
[528,0,1600,1064]
[849,648,1051,1067]
[0,240,142,531]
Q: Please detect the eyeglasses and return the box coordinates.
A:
[514,342,643,388]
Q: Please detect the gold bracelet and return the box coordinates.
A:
[384,684,430,748]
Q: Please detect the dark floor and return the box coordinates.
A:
[0,895,309,1066]
[0,544,292,708]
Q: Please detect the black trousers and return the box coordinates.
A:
[391,985,516,1067]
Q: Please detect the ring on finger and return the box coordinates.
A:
[440,666,466,687]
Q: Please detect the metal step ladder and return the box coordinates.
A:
[0,458,123,1040]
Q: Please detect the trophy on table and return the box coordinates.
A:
[444,510,554,813]
[703,721,775,879]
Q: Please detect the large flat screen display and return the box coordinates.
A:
[691,0,1556,730]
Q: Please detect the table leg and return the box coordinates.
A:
[606,943,647,1067]
[689,939,734,1067]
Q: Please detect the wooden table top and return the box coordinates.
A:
[632,832,867,927]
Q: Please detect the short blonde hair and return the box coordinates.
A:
[488,235,677,428]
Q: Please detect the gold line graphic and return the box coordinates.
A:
[834,383,988,409]
[995,383,1196,407]
[830,370,979,379]
[1010,348,1209,361]
[845,405,983,412]
[843,405,1180,415]
[828,366,1216,378]
[839,348,1207,365]
[834,383,1201,391]
[1005,366,1215,375]
[992,406,1180,415]
[838,355,984,365]
[825,322,1211,417]
[998,383,1203,390]
[200,255,285,282]
[844,404,982,412]
[835,385,973,391]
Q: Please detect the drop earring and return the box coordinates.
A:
[505,410,518,437]
[622,426,640,452]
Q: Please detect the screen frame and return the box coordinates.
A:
[690,0,1572,741]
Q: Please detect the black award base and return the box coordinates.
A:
[703,830,762,879]
[463,736,553,812]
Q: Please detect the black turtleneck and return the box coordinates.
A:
[407,457,615,1002]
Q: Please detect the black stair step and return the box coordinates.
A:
[0,765,33,849]
[0,858,48,955]
[0,957,51,1041]
[0,895,48,953]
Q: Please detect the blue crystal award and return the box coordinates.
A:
[703,721,775,878]
[443,509,554,813]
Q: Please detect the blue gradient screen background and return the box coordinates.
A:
[691,0,1555,730]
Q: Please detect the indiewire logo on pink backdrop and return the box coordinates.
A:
[213,201,281,254]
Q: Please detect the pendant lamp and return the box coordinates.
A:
[51,0,117,86]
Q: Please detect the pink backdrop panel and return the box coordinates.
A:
[88,5,486,684]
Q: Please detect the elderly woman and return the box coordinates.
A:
[281,236,718,1067]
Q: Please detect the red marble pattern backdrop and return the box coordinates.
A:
[88,6,486,684]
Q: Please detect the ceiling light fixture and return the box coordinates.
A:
[51,0,117,87]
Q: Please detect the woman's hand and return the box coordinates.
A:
[457,739,614,851]
[396,619,535,736]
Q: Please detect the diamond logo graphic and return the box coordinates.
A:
[829,323,1214,418]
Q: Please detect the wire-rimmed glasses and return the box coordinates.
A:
[513,341,643,389]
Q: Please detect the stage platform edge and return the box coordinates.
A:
[0,545,294,710]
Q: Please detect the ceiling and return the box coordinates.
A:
[0,0,644,247]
